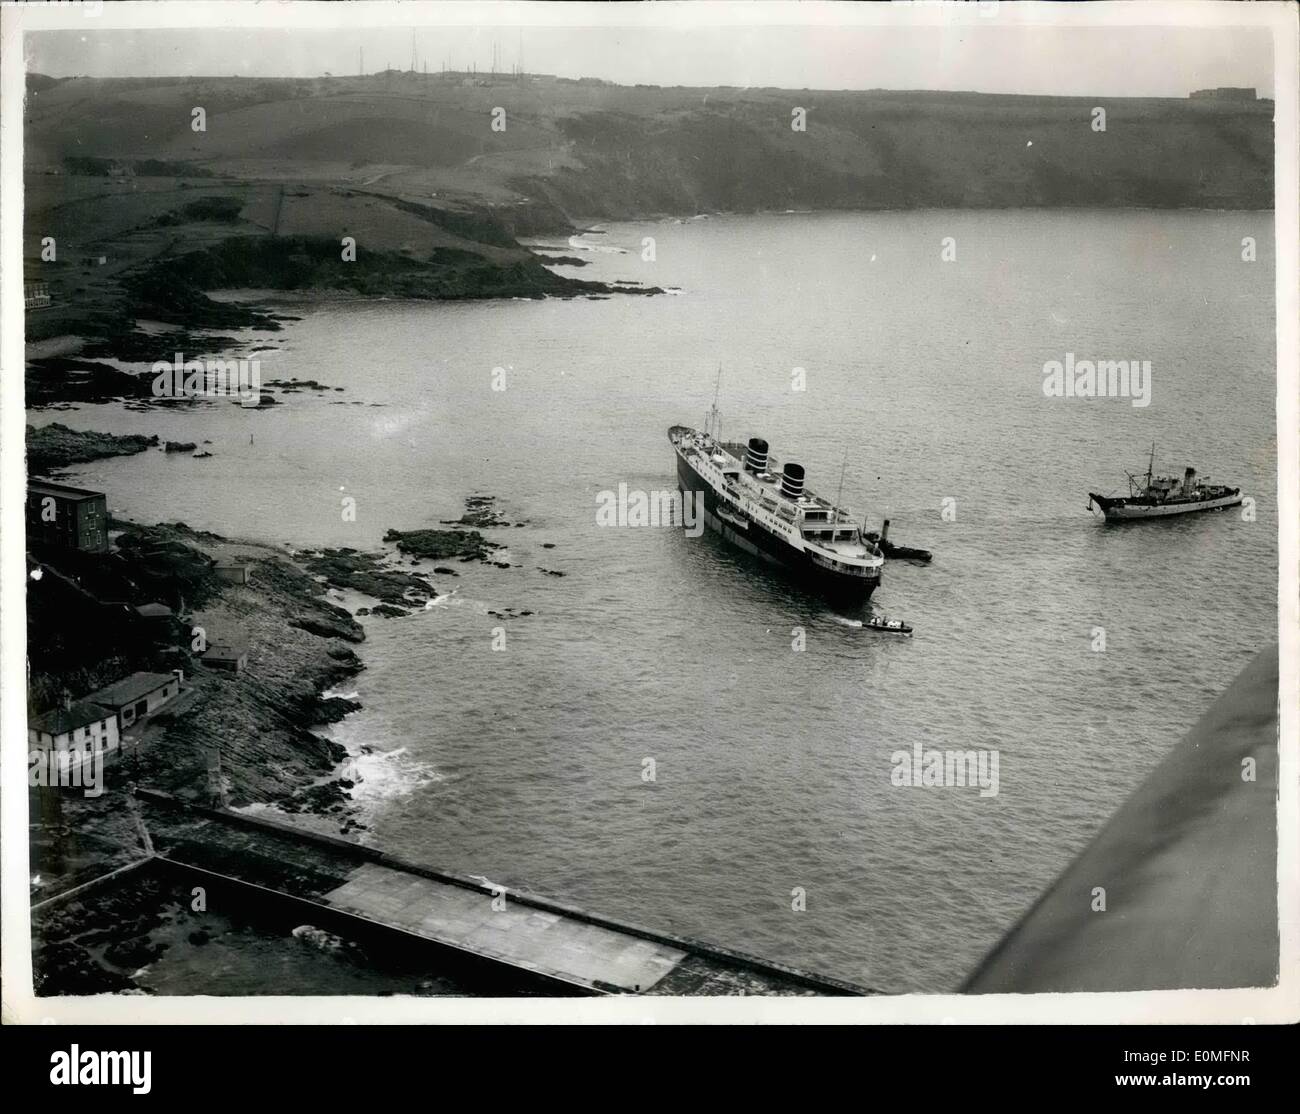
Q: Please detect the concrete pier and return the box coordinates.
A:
[325,862,685,993]
[133,791,875,996]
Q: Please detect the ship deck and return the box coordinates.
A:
[692,434,874,559]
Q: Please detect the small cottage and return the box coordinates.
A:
[214,562,251,585]
[201,642,248,673]
[87,670,181,729]
[28,697,120,756]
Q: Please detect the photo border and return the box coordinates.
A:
[2,0,1296,1026]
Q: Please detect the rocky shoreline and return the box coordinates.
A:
[26,507,513,842]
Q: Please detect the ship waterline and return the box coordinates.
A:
[1087,490,1244,521]
[670,424,884,601]
[1088,447,1244,522]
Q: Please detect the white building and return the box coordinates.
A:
[87,671,182,730]
[28,698,121,764]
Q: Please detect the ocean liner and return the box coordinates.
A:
[669,404,884,600]
[1087,445,1243,522]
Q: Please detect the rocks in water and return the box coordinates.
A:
[534,253,589,266]
[441,493,511,528]
[164,440,197,453]
[192,450,214,459]
[311,694,362,724]
[537,567,566,577]
[25,357,157,409]
[440,493,530,530]
[432,566,458,576]
[370,603,409,618]
[384,527,499,561]
[264,378,338,392]
[541,543,556,549]
[302,547,437,601]
[26,423,159,472]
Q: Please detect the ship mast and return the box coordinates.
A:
[704,364,722,440]
[834,449,847,526]
[1146,442,1156,488]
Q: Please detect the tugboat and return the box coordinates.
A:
[1088,444,1242,522]
[669,380,884,601]
[865,615,912,636]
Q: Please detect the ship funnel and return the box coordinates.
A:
[744,437,770,474]
[1183,466,1196,490]
[780,462,805,499]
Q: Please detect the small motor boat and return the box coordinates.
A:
[865,615,912,635]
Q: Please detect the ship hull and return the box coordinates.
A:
[675,447,880,601]
[1088,490,1243,521]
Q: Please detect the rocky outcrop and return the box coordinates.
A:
[383,527,499,562]
[26,423,159,471]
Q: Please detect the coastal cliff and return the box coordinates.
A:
[22,74,1272,351]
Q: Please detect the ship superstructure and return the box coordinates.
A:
[669,422,884,600]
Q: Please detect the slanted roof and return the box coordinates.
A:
[202,643,246,661]
[30,700,112,736]
[86,671,176,708]
[27,478,107,502]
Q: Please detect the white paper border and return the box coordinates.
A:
[1,0,1296,1026]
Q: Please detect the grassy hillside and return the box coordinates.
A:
[26,72,1273,215]
[22,72,1272,345]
